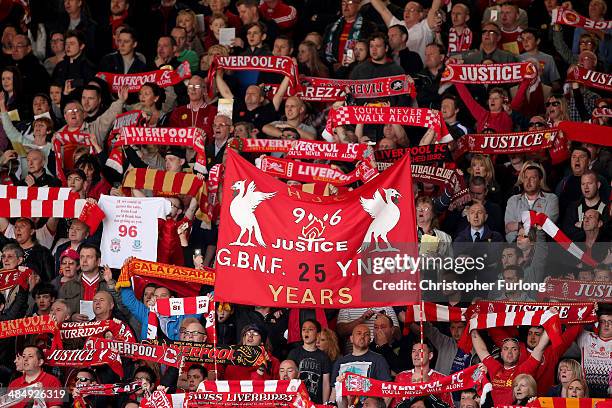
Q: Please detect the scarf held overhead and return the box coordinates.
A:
[551,7,612,30]
[453,129,559,158]
[470,300,598,324]
[85,338,183,368]
[0,186,78,200]
[116,258,215,290]
[285,140,371,162]
[96,60,191,93]
[44,348,123,377]
[441,62,537,84]
[228,138,294,153]
[558,121,612,147]
[52,131,94,183]
[60,319,135,342]
[537,277,612,302]
[567,66,612,93]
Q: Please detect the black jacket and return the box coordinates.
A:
[12,53,50,100]
[99,52,150,74]
[52,54,96,88]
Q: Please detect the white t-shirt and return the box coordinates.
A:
[388,17,433,61]
[98,195,171,268]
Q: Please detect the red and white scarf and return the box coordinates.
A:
[285,139,371,162]
[537,277,612,302]
[147,296,212,340]
[205,163,222,225]
[264,75,416,102]
[110,126,207,173]
[410,164,470,211]
[0,186,77,200]
[258,156,377,185]
[471,300,597,324]
[52,131,94,183]
[60,319,135,342]
[457,309,562,353]
[228,138,294,153]
[0,314,59,340]
[96,60,191,93]
[207,55,300,96]
[404,302,466,322]
[375,143,452,165]
[551,7,612,30]
[521,210,597,267]
[327,106,451,142]
[44,348,124,376]
[567,66,612,93]
[0,198,86,218]
[76,380,141,397]
[448,27,473,53]
[441,62,537,84]
[340,364,491,401]
[592,107,612,123]
[453,128,559,158]
[86,338,183,368]
[0,266,32,291]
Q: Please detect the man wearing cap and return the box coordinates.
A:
[164,147,187,173]
[470,328,549,405]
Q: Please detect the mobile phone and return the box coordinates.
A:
[194,249,202,256]
[346,49,354,60]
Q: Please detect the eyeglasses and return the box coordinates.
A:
[244,330,261,337]
[529,122,547,127]
[483,30,500,36]
[545,101,560,107]
[64,108,82,114]
[416,207,431,212]
[187,84,204,90]
[76,377,93,382]
[181,330,206,336]
[598,319,612,326]
[579,40,594,45]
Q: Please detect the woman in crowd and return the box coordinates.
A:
[297,40,329,78]
[177,10,206,57]
[512,374,538,406]
[468,154,501,204]
[316,328,341,365]
[547,359,585,397]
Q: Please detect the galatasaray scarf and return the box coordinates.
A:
[340,364,490,400]
[521,210,597,266]
[453,129,559,158]
[60,319,136,342]
[44,348,123,377]
[116,258,215,290]
[259,156,376,185]
[441,62,537,84]
[375,143,452,166]
[0,266,31,290]
[537,277,612,302]
[52,131,94,183]
[470,300,597,324]
[567,66,612,93]
[96,60,191,93]
[551,7,612,30]
[559,121,612,146]
[0,186,77,200]
[86,338,183,368]
[301,75,416,100]
[207,55,300,97]
[76,381,141,396]
[327,106,450,142]
[457,309,562,353]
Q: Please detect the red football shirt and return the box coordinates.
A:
[8,371,62,407]
[483,354,540,405]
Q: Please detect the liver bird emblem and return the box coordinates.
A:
[229,180,276,247]
[358,188,402,253]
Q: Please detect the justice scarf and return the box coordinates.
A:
[521,210,598,267]
[96,61,191,93]
[537,277,612,302]
[566,66,612,94]
[441,62,537,84]
[453,129,560,158]
[551,7,612,30]
[44,348,124,377]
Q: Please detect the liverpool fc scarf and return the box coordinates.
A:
[375,143,452,165]
[86,338,183,368]
[285,140,371,162]
[441,62,537,84]
[537,277,612,302]
[0,266,31,290]
[111,126,207,173]
[559,121,612,146]
[0,314,59,340]
[448,27,473,53]
[327,106,450,141]
[404,303,467,323]
[453,129,559,158]
[259,156,376,185]
[340,364,490,400]
[470,300,597,324]
[207,56,300,96]
[521,211,597,266]
[551,7,612,30]
[96,60,191,93]
[0,186,77,200]
[76,380,141,397]
[457,310,562,353]
[228,138,294,153]
[44,348,123,376]
[52,131,94,183]
[566,66,612,93]
[60,319,135,342]
[411,165,469,211]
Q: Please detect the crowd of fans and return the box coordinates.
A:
[0,0,610,407]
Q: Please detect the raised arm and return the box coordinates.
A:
[215,69,234,99]
[426,0,442,30]
[454,83,487,122]
[471,329,491,361]
[530,329,550,361]
[370,0,395,27]
[272,76,291,112]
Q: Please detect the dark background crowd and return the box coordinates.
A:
[0,0,610,407]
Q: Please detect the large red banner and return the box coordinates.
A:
[215,150,419,307]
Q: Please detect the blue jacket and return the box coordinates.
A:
[120,287,201,341]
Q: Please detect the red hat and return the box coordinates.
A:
[60,248,80,262]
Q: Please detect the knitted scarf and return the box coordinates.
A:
[147,296,212,340]
[44,348,123,377]
[470,300,597,324]
[558,121,612,146]
[96,60,191,93]
[375,143,452,166]
[537,277,612,302]
[0,186,77,200]
[324,15,363,63]
[566,66,612,94]
[441,62,537,84]
[551,7,612,30]
[86,338,183,368]
[453,128,560,158]
[448,26,473,53]
[52,131,94,183]
[60,319,136,342]
[228,138,294,153]
[0,266,31,290]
